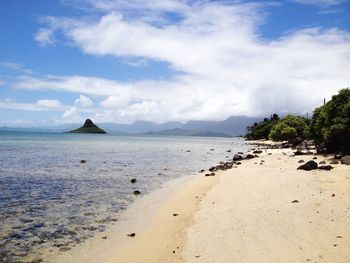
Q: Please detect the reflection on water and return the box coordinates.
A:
[0,132,248,262]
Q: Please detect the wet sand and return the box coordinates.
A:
[52,148,350,262]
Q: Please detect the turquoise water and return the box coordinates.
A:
[0,132,249,262]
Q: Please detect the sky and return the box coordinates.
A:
[0,0,349,126]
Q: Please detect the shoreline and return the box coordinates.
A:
[49,170,220,263]
[51,144,350,262]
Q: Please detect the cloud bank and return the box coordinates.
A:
[16,0,350,123]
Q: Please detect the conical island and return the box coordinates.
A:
[69,119,106,134]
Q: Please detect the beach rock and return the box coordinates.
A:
[319,161,326,164]
[79,160,87,163]
[291,200,299,203]
[253,150,263,154]
[130,179,137,183]
[313,156,317,160]
[319,165,333,171]
[340,155,350,165]
[133,190,141,195]
[173,213,179,217]
[298,160,305,163]
[238,152,244,154]
[232,154,243,161]
[297,160,318,171]
[296,145,306,151]
[330,160,339,165]
[209,167,216,172]
[199,169,205,173]
[205,173,215,176]
[268,153,272,155]
[236,162,242,165]
[246,154,255,159]
[334,155,342,159]
[127,233,135,237]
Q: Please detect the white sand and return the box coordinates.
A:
[185,149,350,263]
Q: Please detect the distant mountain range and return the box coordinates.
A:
[0,116,262,138]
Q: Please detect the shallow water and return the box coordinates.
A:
[0,132,249,262]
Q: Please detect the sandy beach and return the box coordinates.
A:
[53,147,350,263]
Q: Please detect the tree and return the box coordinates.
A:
[245,114,280,140]
[311,88,350,154]
[268,115,310,143]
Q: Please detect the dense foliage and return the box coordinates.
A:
[245,114,280,140]
[310,88,350,154]
[268,115,310,143]
[246,88,350,154]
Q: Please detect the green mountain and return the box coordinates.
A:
[69,119,106,134]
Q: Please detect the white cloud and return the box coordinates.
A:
[74,94,94,107]
[100,94,130,109]
[0,100,61,112]
[36,99,61,108]
[34,28,56,46]
[0,61,34,74]
[19,0,350,123]
[62,106,81,122]
[292,0,345,6]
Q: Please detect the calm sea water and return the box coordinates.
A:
[0,132,249,262]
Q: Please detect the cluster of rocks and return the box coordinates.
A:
[297,160,333,171]
[203,150,261,175]
[297,155,350,171]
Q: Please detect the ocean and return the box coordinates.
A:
[0,131,249,262]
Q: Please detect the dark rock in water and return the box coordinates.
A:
[205,173,215,176]
[80,160,87,163]
[238,152,244,154]
[19,218,34,224]
[334,155,342,159]
[199,169,205,173]
[319,165,333,171]
[33,222,45,229]
[209,167,216,172]
[130,179,137,183]
[127,233,136,237]
[297,160,318,171]
[298,160,305,163]
[133,190,141,195]
[253,150,263,154]
[319,161,326,164]
[31,258,43,263]
[330,160,339,165]
[232,154,243,161]
[186,150,191,152]
[341,155,350,165]
[69,119,106,134]
[226,150,231,152]
[236,162,242,165]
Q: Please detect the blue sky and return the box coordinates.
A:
[0,0,349,126]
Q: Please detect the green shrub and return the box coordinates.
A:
[268,115,310,143]
[245,114,279,140]
[311,88,350,154]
